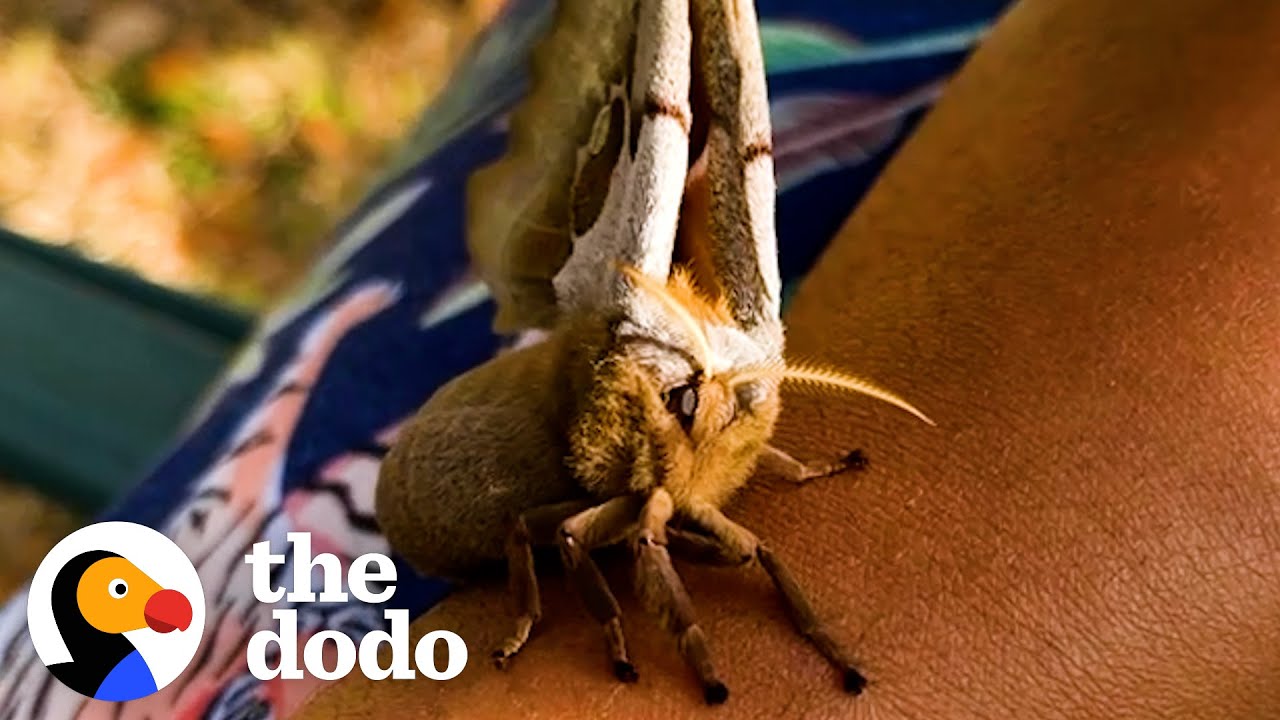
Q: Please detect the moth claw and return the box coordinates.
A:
[613,660,639,683]
[491,649,515,670]
[841,449,870,473]
[842,667,868,695]
[703,681,729,705]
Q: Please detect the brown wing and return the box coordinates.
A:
[465,0,640,333]
[680,0,782,341]
[468,0,699,334]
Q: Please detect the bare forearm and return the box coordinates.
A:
[778,0,1280,715]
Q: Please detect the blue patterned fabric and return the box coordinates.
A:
[0,2,1011,717]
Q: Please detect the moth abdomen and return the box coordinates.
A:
[375,335,588,579]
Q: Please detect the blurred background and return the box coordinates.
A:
[0,0,500,595]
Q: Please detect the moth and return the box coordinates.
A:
[376,0,933,705]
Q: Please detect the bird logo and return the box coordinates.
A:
[27,521,205,702]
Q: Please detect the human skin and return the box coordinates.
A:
[298,0,1280,717]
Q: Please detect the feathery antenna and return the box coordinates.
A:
[728,360,935,426]
[782,362,935,425]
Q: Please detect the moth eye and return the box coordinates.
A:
[734,382,757,414]
[665,384,699,429]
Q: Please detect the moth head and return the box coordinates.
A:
[564,266,776,504]
[615,263,933,425]
[569,265,931,507]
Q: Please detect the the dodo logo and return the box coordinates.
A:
[27,521,205,702]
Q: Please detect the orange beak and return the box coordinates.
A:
[143,588,192,633]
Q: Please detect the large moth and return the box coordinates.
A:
[376,0,932,704]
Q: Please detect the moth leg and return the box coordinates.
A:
[632,489,729,705]
[665,525,750,567]
[757,443,869,485]
[683,502,867,695]
[493,499,596,668]
[557,495,647,683]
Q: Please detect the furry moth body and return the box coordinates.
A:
[376,0,932,704]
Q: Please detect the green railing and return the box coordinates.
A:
[0,226,252,512]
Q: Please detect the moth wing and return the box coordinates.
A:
[681,0,784,353]
[468,0,693,333]
[466,0,637,332]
